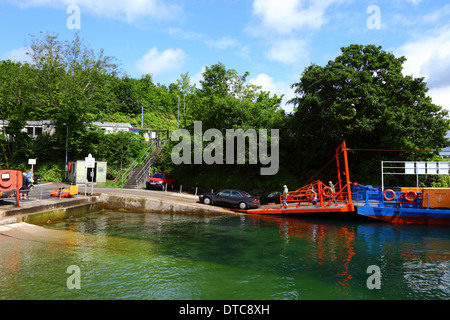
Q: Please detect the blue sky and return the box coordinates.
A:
[1,0,450,113]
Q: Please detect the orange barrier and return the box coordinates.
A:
[0,169,23,206]
[249,141,355,215]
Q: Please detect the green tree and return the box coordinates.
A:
[96,131,147,175]
[176,72,198,126]
[0,60,37,166]
[288,44,450,183]
[193,62,284,131]
[163,63,286,190]
[27,32,120,160]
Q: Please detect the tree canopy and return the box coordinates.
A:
[287,44,450,183]
[0,34,448,189]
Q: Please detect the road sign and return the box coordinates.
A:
[85,154,95,168]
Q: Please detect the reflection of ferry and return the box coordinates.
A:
[248,214,450,298]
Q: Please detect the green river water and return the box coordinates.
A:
[0,211,449,300]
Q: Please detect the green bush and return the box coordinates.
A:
[34,162,65,182]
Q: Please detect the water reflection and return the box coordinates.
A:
[247,215,450,299]
[1,212,449,300]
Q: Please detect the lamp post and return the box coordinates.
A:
[177,95,180,129]
[63,123,68,181]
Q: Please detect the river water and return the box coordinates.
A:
[0,211,449,300]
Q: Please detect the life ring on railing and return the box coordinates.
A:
[383,189,396,201]
[323,187,334,198]
[307,189,317,201]
[404,190,417,202]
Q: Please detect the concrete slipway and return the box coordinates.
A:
[0,184,238,227]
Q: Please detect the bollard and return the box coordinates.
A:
[180,185,182,193]
[195,187,198,196]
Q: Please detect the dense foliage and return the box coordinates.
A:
[1,34,449,190]
[287,44,450,184]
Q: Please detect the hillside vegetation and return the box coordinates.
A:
[1,33,449,192]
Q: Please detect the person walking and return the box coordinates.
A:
[27,169,34,185]
[19,172,29,200]
[282,185,288,207]
[329,181,335,193]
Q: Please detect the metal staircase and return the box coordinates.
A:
[120,140,162,189]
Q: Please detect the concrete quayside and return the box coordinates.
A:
[0,183,238,226]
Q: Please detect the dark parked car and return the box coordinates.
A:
[33,175,41,185]
[199,189,260,210]
[146,172,175,190]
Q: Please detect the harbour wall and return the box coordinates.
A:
[0,192,237,225]
[97,193,235,216]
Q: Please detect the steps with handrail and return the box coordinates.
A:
[119,140,162,189]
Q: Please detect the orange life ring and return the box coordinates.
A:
[383,189,396,201]
[404,190,417,202]
[60,191,71,198]
[323,187,334,198]
[50,189,72,198]
[307,189,317,201]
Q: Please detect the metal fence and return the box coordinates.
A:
[0,182,94,207]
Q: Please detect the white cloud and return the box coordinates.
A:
[250,0,345,35]
[392,4,450,29]
[265,38,310,65]
[395,25,450,111]
[136,47,186,76]
[9,0,182,24]
[248,0,344,66]
[421,4,450,24]
[168,28,249,60]
[191,65,206,87]
[206,36,240,50]
[168,28,206,42]
[2,47,33,63]
[429,87,450,111]
[249,73,296,113]
[404,0,422,5]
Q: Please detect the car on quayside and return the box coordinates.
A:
[146,172,175,191]
[199,189,260,210]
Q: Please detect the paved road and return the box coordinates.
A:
[85,184,201,204]
[0,182,202,208]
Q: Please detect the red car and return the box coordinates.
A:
[146,172,176,190]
